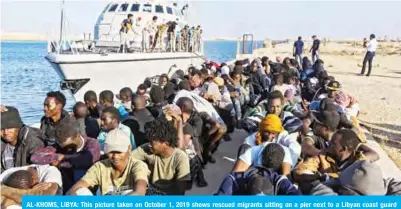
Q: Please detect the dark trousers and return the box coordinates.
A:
[360,51,375,76]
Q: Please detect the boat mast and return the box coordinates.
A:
[59,0,65,42]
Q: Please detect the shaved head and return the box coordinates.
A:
[133,95,146,110]
[176,97,194,113]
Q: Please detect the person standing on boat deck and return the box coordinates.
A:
[360,34,377,77]
[144,16,158,51]
[166,21,177,52]
[119,14,134,53]
[41,91,82,145]
[293,36,304,68]
[310,35,320,63]
[99,90,129,120]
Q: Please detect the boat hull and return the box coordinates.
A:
[45,52,204,102]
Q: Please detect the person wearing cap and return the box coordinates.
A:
[41,91,81,145]
[131,118,190,195]
[294,129,367,188]
[360,34,377,77]
[69,129,149,196]
[309,160,401,195]
[31,120,100,193]
[233,114,298,176]
[1,106,45,173]
[309,35,320,63]
[315,80,341,101]
[217,143,301,195]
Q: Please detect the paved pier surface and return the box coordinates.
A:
[187,129,401,195]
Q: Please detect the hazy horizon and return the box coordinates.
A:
[1,1,401,40]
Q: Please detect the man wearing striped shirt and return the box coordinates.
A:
[360,34,377,77]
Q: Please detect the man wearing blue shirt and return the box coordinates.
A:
[310,35,320,63]
[293,36,304,68]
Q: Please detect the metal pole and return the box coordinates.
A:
[59,0,65,42]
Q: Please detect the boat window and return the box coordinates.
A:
[143,4,152,12]
[108,3,119,12]
[131,4,140,12]
[166,7,173,15]
[155,5,164,13]
[119,3,129,12]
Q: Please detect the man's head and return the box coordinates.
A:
[176,97,194,120]
[370,34,375,40]
[44,91,66,118]
[1,106,23,145]
[152,15,158,22]
[136,84,148,96]
[99,90,114,107]
[213,77,225,90]
[73,102,88,119]
[298,36,302,41]
[274,73,284,85]
[189,70,202,88]
[261,143,285,170]
[145,118,178,155]
[104,129,131,168]
[259,114,284,142]
[312,35,317,40]
[178,80,191,91]
[55,121,82,154]
[128,14,133,20]
[231,71,242,82]
[149,85,164,104]
[100,106,120,131]
[268,90,284,116]
[132,95,147,110]
[326,81,341,99]
[261,56,269,66]
[84,90,98,110]
[159,74,169,88]
[329,129,360,162]
[311,110,340,138]
[251,60,259,72]
[119,87,133,103]
[4,170,36,189]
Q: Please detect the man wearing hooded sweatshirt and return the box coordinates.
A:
[249,59,269,104]
[1,106,45,173]
[41,91,81,146]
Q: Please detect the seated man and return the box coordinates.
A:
[99,90,129,120]
[308,160,401,195]
[1,164,62,206]
[68,129,148,195]
[241,114,301,165]
[216,143,300,195]
[131,118,190,195]
[117,87,134,113]
[1,106,45,173]
[294,129,366,189]
[31,121,100,193]
[98,107,136,152]
[84,90,102,119]
[232,116,295,176]
[72,102,100,139]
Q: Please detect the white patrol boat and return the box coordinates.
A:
[45,0,205,102]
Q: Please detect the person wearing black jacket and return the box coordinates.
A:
[249,59,269,106]
[41,91,81,145]
[1,106,45,173]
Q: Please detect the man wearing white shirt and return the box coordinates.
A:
[360,34,377,76]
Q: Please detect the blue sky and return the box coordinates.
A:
[1,1,401,40]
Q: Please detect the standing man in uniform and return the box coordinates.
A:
[119,14,134,53]
[360,34,377,77]
[293,36,304,68]
[309,35,320,63]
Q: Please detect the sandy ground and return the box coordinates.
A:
[237,41,401,167]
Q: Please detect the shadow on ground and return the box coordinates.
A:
[330,71,401,79]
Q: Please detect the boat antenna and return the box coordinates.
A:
[59,0,65,42]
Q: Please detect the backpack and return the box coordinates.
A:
[229,167,286,195]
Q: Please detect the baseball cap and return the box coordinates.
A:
[104,129,131,153]
[327,81,341,91]
[310,110,340,131]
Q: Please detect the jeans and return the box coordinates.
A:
[232,98,243,120]
[312,50,319,63]
[360,51,376,76]
[294,53,302,68]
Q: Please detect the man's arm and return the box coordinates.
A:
[173,152,191,195]
[68,163,100,195]
[1,183,57,204]
[68,180,91,195]
[232,147,253,172]
[59,139,101,169]
[357,144,379,162]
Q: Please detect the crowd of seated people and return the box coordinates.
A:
[2,52,401,207]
